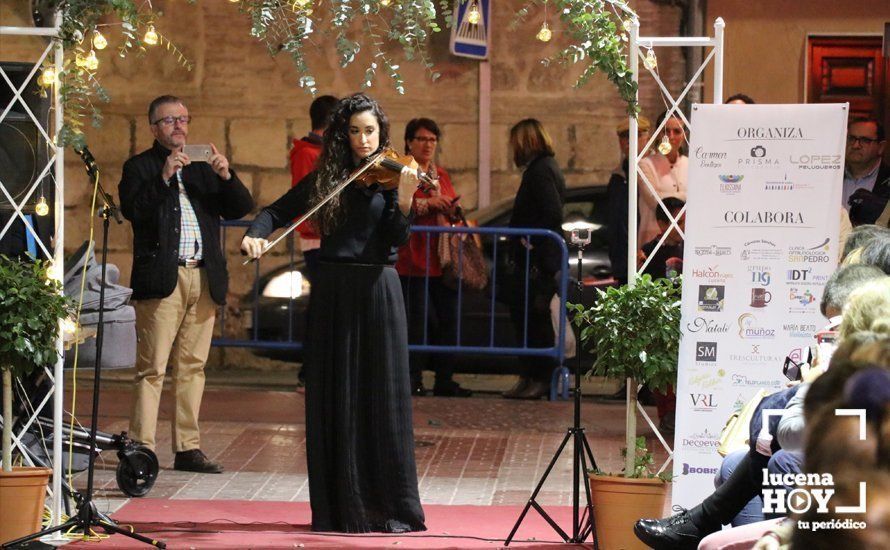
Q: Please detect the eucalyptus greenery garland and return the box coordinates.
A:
[44,0,638,148]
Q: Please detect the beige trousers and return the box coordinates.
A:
[129,266,215,452]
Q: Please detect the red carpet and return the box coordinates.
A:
[69,500,591,549]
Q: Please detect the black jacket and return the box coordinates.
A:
[119,141,254,304]
[508,154,565,275]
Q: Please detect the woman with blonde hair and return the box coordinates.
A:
[503,118,565,399]
[840,277,890,340]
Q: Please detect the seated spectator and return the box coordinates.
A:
[843,116,888,210]
[840,224,890,263]
[725,93,755,105]
[639,196,685,280]
[634,267,887,549]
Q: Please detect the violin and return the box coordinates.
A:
[243,147,436,264]
[355,147,437,192]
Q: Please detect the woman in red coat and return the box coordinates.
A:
[395,118,472,397]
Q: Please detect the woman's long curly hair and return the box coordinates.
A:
[312,93,390,235]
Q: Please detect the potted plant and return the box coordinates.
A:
[570,273,681,550]
[0,256,73,544]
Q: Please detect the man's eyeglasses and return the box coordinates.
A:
[411,137,438,144]
[847,135,881,146]
[152,115,192,126]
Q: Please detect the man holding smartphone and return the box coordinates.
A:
[119,95,254,473]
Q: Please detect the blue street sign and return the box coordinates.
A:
[450,0,491,60]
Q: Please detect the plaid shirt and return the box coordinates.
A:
[172,169,203,260]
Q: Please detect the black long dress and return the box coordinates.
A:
[246,173,426,533]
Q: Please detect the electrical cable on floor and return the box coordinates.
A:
[108,519,566,544]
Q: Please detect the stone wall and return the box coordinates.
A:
[2,0,684,367]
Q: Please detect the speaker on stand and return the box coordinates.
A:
[0,60,54,260]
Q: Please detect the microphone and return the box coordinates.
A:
[74,145,123,224]
[74,145,99,178]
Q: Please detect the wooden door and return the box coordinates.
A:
[808,35,888,160]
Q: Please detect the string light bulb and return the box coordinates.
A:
[291,0,312,8]
[622,19,633,32]
[35,195,50,216]
[75,52,88,68]
[657,134,672,155]
[38,66,56,87]
[644,48,658,70]
[466,1,481,25]
[92,30,107,50]
[379,0,391,6]
[536,22,552,42]
[85,50,99,71]
[143,25,159,45]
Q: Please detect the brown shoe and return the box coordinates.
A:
[174,449,224,474]
[516,379,550,400]
[503,377,531,399]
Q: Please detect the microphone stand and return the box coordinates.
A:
[4,158,164,549]
[504,235,599,547]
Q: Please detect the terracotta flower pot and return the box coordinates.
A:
[0,466,51,545]
[589,473,668,550]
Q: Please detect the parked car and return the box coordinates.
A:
[240,185,617,372]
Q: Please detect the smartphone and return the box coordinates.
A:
[182,144,213,163]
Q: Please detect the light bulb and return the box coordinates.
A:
[62,317,77,335]
[92,30,107,50]
[143,25,159,46]
[75,52,88,68]
[35,195,50,216]
[657,134,672,155]
[292,0,312,8]
[38,67,56,87]
[380,0,391,5]
[644,48,658,70]
[229,0,240,3]
[622,19,632,32]
[536,22,552,42]
[466,2,480,25]
[85,50,99,71]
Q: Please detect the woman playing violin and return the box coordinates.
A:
[241,93,426,534]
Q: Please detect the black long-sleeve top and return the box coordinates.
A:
[508,154,566,275]
[246,172,412,264]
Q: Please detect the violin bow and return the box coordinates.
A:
[242,151,386,265]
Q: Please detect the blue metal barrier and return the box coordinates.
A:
[213,221,571,397]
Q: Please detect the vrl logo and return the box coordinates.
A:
[695,342,717,362]
[690,393,717,408]
[751,271,771,285]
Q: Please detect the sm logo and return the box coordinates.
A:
[696,342,718,362]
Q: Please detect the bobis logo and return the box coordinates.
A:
[690,393,717,411]
[682,463,719,476]
[698,285,725,312]
[718,174,744,195]
[695,342,718,362]
[738,313,776,339]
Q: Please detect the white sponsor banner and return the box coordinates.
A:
[672,104,847,508]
